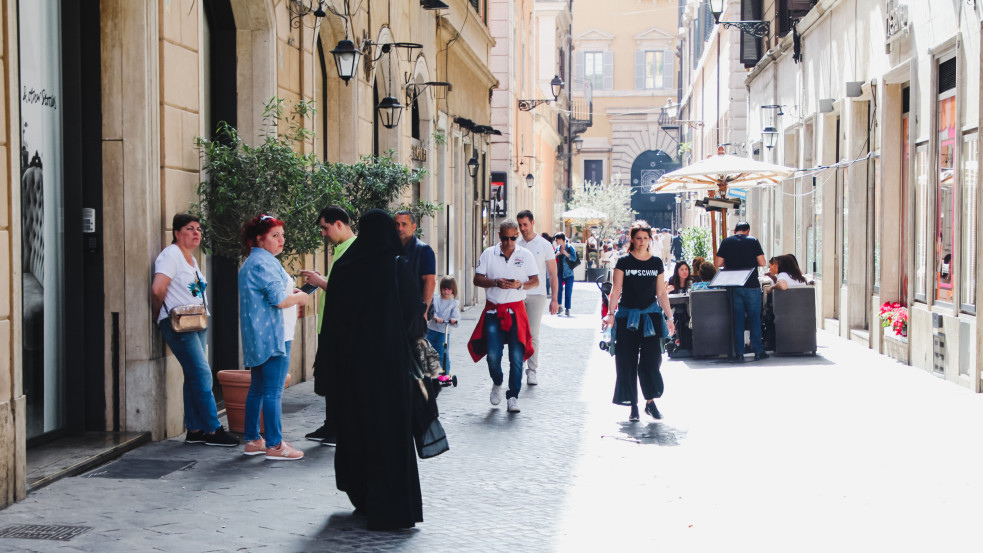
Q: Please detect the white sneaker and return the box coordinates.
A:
[490,384,502,406]
[526,369,538,386]
[507,397,521,413]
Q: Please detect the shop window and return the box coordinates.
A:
[900,88,910,304]
[914,142,929,302]
[935,73,956,304]
[840,165,849,285]
[813,174,822,277]
[960,131,977,312]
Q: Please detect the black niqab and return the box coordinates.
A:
[314,209,424,530]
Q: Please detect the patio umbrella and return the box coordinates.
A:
[561,207,607,223]
[651,154,795,256]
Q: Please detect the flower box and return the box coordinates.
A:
[882,332,909,365]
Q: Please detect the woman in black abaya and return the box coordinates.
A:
[313,209,425,530]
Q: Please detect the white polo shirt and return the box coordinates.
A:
[516,234,554,297]
[476,243,539,305]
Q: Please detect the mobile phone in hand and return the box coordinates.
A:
[300,283,318,294]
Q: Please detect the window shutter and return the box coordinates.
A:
[661,50,672,89]
[788,0,815,11]
[740,0,763,67]
[603,50,614,90]
[635,51,645,89]
[575,51,585,88]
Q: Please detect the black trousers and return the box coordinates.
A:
[612,315,665,405]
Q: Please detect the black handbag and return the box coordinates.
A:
[411,377,449,459]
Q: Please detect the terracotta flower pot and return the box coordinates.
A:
[217,369,292,434]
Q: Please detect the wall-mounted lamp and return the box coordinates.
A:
[518,75,564,111]
[525,173,535,188]
[288,0,326,28]
[330,39,362,85]
[660,99,704,129]
[467,155,480,179]
[405,81,452,104]
[845,81,864,98]
[377,95,404,129]
[762,126,779,149]
[572,136,584,154]
[819,98,835,113]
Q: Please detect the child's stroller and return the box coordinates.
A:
[596,276,615,352]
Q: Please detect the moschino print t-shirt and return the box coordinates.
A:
[615,253,665,309]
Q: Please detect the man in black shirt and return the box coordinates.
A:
[714,222,768,361]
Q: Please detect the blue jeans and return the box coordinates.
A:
[732,288,764,356]
[158,320,221,433]
[426,329,450,374]
[557,276,575,310]
[244,341,291,447]
[484,313,525,399]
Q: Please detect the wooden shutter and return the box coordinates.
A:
[661,50,672,89]
[635,51,645,89]
[575,51,585,88]
[602,51,614,90]
[740,0,763,67]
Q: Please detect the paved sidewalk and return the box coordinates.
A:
[4,282,983,552]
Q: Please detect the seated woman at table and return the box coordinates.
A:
[691,257,707,283]
[762,255,809,350]
[666,262,694,351]
[690,263,718,291]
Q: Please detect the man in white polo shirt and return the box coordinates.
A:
[516,210,558,386]
[468,220,540,413]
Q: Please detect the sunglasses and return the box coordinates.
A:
[500,235,518,241]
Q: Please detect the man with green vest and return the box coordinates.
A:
[300,205,356,446]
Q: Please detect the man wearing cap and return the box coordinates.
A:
[714,221,768,361]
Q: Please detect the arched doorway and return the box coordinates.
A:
[630,150,679,229]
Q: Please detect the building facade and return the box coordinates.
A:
[0,0,498,507]
[738,0,982,388]
[571,0,682,231]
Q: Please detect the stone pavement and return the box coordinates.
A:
[4,283,983,552]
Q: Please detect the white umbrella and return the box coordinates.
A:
[562,207,607,221]
[651,154,795,194]
[651,154,795,256]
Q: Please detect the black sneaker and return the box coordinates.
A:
[754,351,770,361]
[321,436,337,447]
[305,424,332,442]
[185,430,206,444]
[204,427,240,447]
[644,401,662,420]
[629,404,640,422]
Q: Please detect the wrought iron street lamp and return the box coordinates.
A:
[525,173,535,188]
[467,155,480,179]
[330,39,362,85]
[377,95,404,129]
[518,75,564,111]
[421,0,450,9]
[762,126,779,149]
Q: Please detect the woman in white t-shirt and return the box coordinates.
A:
[151,213,239,447]
[762,254,808,350]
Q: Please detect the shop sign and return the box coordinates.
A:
[411,145,428,162]
[885,0,909,52]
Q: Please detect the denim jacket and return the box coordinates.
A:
[556,244,578,279]
[607,299,669,356]
[239,248,290,367]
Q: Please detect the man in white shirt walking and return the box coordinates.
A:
[468,220,540,413]
[516,210,558,386]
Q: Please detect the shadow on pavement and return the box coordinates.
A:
[603,421,688,446]
[301,512,419,551]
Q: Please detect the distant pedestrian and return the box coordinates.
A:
[151,213,239,447]
[517,210,559,386]
[315,209,424,530]
[714,221,768,361]
[427,277,461,375]
[554,232,579,316]
[602,222,675,422]
[238,214,311,460]
[469,220,539,413]
[299,205,357,446]
[395,211,437,313]
[671,229,683,261]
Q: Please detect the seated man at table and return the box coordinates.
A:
[690,263,718,290]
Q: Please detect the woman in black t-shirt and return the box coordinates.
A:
[602,223,676,421]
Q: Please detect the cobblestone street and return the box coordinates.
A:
[4,283,983,552]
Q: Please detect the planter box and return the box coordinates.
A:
[883,332,909,365]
